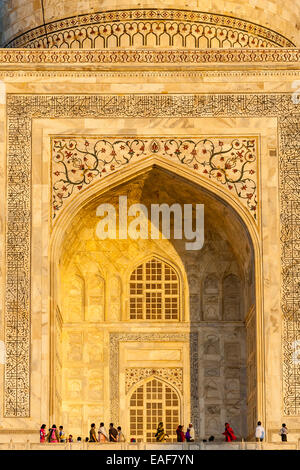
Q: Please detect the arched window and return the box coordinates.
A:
[129,258,180,320]
[129,377,180,442]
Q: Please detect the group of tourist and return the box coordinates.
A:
[40,421,289,444]
[255,422,288,443]
[157,421,289,443]
[40,423,125,444]
[222,421,289,443]
[40,425,69,443]
[154,421,235,443]
[90,423,126,442]
[154,422,195,442]
[155,421,232,443]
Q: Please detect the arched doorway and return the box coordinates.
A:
[49,160,260,440]
[128,377,181,442]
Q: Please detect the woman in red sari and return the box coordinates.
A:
[222,423,237,442]
[40,424,47,443]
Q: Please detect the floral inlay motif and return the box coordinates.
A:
[52,136,258,221]
[125,368,183,394]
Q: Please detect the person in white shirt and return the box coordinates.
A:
[98,422,109,442]
[117,426,126,442]
[188,423,195,442]
[255,421,265,442]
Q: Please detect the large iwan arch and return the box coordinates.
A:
[49,159,262,440]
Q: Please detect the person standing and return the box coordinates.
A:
[279,424,288,442]
[186,423,195,442]
[176,425,185,442]
[40,424,47,443]
[59,425,66,443]
[89,423,98,442]
[222,423,237,442]
[155,422,168,442]
[98,422,109,442]
[109,423,118,442]
[117,426,126,442]
[255,421,265,442]
[46,424,60,443]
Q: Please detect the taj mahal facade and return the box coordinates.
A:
[0,0,300,451]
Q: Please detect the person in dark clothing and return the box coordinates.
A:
[109,423,118,442]
[176,425,185,442]
[89,423,97,442]
[280,424,288,442]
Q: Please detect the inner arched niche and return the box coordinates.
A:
[52,166,256,440]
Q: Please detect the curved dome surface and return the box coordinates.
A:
[0,0,298,49]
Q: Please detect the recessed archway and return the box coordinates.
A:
[49,160,261,441]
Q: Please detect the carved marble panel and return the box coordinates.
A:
[203,274,221,321]
[51,136,258,224]
[109,333,199,435]
[223,274,241,321]
[4,92,299,419]
[125,368,183,394]
[5,9,294,49]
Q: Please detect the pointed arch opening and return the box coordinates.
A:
[128,377,182,443]
[49,161,262,440]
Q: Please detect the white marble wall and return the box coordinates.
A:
[0,64,297,443]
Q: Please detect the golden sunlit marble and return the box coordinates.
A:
[0,1,299,449]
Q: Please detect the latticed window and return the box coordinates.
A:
[129,258,180,320]
[129,378,180,442]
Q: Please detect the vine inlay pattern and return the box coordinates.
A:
[51,136,258,222]
[125,368,183,394]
